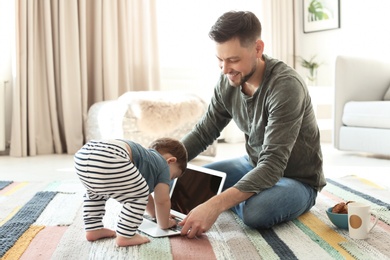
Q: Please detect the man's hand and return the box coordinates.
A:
[179,201,219,238]
[179,187,254,238]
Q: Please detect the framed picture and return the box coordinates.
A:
[303,0,340,33]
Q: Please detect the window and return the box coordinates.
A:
[156,1,263,100]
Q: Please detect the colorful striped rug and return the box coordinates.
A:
[0,176,389,260]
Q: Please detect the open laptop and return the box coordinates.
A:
[138,164,226,237]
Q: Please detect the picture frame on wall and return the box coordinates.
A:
[303,0,340,33]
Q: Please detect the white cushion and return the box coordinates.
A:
[342,101,390,129]
[339,126,390,156]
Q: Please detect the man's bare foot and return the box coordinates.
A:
[116,233,150,247]
[86,228,116,242]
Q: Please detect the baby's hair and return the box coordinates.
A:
[149,137,188,174]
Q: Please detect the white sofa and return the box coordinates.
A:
[333,55,390,156]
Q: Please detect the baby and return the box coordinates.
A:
[74,137,187,246]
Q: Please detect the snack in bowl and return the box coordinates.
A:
[331,201,354,214]
[326,201,354,229]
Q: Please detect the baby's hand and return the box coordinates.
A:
[168,217,177,228]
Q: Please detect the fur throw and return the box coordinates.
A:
[119,92,206,136]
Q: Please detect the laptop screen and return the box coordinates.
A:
[170,166,224,215]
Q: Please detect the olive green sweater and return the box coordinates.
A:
[181,55,326,193]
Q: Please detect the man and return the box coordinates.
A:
[179,11,326,238]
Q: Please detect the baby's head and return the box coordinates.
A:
[149,137,188,177]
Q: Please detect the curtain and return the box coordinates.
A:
[11,0,160,157]
[261,0,295,67]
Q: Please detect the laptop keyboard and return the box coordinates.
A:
[171,219,182,232]
[143,214,182,231]
[143,214,157,222]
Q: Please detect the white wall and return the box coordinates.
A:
[295,0,390,86]
[159,0,390,94]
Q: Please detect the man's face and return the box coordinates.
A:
[215,38,258,87]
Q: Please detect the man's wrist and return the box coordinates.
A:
[209,187,254,213]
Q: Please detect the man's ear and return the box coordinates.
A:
[167,157,177,164]
[255,39,264,57]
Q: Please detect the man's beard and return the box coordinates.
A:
[239,64,256,86]
[229,64,257,87]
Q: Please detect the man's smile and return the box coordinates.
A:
[227,71,240,81]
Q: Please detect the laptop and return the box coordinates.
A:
[138,164,226,237]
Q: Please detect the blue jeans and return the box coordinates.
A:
[204,155,317,229]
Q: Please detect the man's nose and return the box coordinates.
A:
[220,62,229,74]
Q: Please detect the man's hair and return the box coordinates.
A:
[149,137,188,174]
[208,11,262,47]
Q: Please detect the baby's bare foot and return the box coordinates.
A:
[116,233,150,247]
[86,228,116,242]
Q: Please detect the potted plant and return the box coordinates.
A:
[298,55,321,86]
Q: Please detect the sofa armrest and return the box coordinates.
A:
[333,55,390,149]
